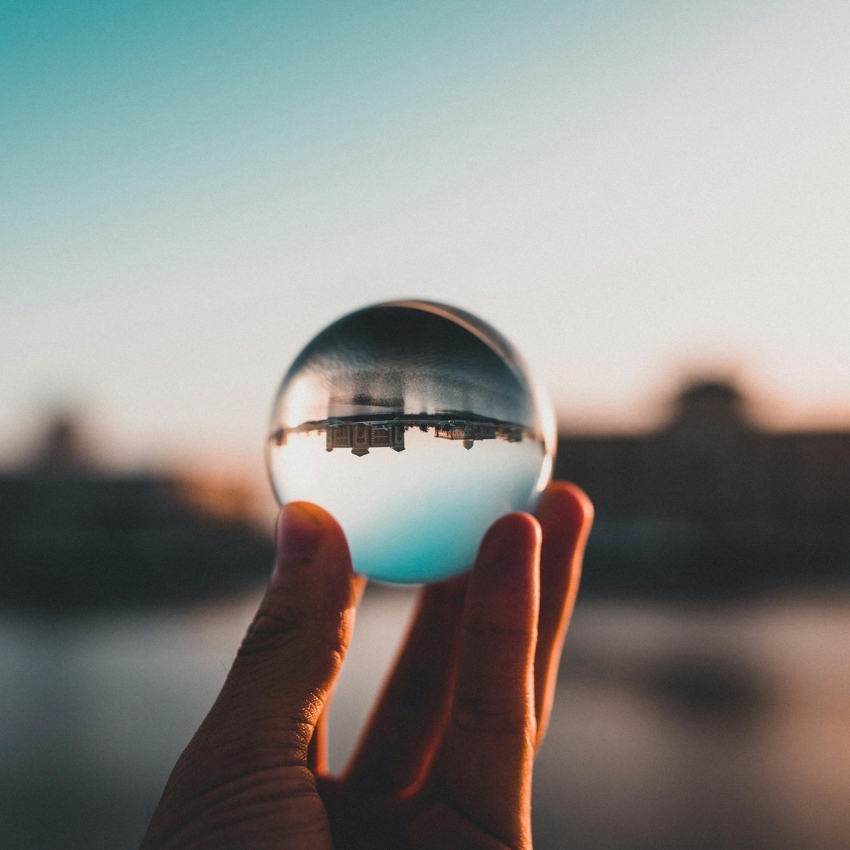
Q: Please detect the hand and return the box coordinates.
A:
[141,482,593,850]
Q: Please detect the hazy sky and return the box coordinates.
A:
[2,0,849,476]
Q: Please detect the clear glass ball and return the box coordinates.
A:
[267,300,555,583]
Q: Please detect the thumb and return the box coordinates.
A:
[141,503,361,849]
[189,503,361,775]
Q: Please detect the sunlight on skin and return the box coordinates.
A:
[141,483,593,850]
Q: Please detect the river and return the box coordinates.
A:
[2,588,849,849]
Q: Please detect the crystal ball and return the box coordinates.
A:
[267,300,555,583]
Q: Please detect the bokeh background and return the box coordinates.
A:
[2,1,850,847]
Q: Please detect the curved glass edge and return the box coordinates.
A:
[265,298,558,499]
[382,299,557,491]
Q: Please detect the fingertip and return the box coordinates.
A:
[479,511,542,561]
[272,501,355,598]
[537,481,594,531]
[276,501,350,555]
[469,512,541,620]
[276,502,323,566]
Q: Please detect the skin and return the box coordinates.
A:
[141,481,594,850]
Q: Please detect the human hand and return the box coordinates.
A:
[141,482,593,850]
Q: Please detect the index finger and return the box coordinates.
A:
[439,512,540,849]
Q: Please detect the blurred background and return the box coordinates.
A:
[2,1,850,847]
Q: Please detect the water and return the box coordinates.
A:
[269,424,546,582]
[267,301,555,582]
[4,594,850,850]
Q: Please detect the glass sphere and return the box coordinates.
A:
[267,300,555,583]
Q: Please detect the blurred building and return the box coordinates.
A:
[557,380,850,598]
[5,384,850,610]
[0,416,274,611]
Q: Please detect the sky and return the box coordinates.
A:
[2,0,849,482]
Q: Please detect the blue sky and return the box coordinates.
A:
[2,0,849,480]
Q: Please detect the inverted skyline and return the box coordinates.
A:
[271,415,533,456]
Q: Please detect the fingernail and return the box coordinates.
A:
[276,504,322,570]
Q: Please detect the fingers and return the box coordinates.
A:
[307,576,367,777]
[533,482,594,748]
[440,513,540,850]
[345,575,468,796]
[194,503,365,775]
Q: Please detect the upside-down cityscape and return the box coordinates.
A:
[271,416,534,455]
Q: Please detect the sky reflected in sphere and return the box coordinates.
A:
[267,301,554,583]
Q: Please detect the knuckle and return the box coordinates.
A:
[235,600,350,685]
[450,690,531,737]
[237,603,308,658]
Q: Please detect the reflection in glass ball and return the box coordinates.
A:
[267,301,555,583]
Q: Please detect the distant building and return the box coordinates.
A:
[472,422,497,440]
[283,415,530,453]
[369,423,405,452]
[496,423,524,443]
[556,380,850,598]
[321,417,530,454]
[434,420,507,448]
[325,421,406,455]
[0,416,274,611]
[435,421,474,447]
[557,380,850,524]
